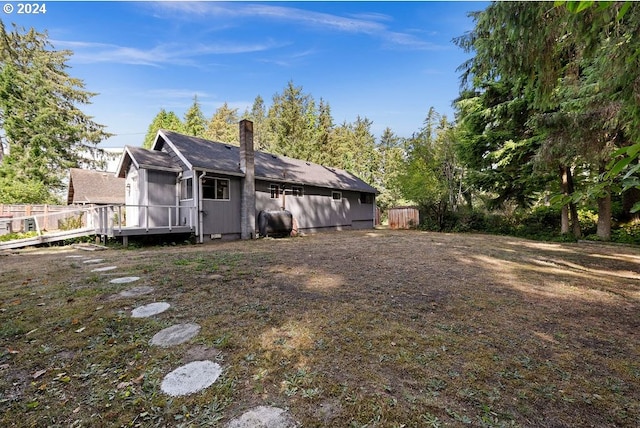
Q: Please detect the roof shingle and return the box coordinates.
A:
[67,168,125,205]
[156,130,377,193]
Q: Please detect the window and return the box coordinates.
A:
[360,192,374,204]
[202,177,230,200]
[216,179,229,199]
[181,178,193,200]
[291,186,304,197]
[270,184,280,199]
[332,191,342,201]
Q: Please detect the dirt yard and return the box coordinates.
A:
[1,230,639,427]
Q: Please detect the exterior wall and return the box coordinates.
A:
[146,170,178,227]
[124,166,180,228]
[125,164,141,226]
[346,190,375,229]
[178,170,196,227]
[255,181,375,232]
[200,175,241,239]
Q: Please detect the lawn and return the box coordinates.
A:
[1,230,639,427]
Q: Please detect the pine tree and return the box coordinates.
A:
[0,21,111,202]
[376,127,406,211]
[143,108,183,148]
[182,95,206,138]
[247,95,271,151]
[205,102,239,144]
[267,81,316,160]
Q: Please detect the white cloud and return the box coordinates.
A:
[53,39,285,67]
[150,2,445,51]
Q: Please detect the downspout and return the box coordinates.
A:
[198,171,206,243]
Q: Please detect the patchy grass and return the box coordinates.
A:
[1,230,639,427]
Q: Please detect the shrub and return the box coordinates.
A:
[611,221,640,245]
[58,212,84,230]
[578,209,598,236]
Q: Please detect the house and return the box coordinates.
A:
[67,168,125,205]
[115,120,377,241]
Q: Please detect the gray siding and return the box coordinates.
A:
[201,176,241,237]
[255,181,374,231]
[145,170,178,227]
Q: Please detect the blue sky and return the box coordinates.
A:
[6,1,486,148]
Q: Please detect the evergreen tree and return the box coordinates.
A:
[205,102,239,144]
[313,98,335,166]
[143,108,183,148]
[376,127,406,211]
[349,116,379,186]
[0,21,111,203]
[182,95,206,138]
[267,81,316,160]
[247,95,271,151]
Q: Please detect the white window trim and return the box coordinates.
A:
[180,177,194,201]
[202,177,231,201]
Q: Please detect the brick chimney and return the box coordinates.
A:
[239,119,255,239]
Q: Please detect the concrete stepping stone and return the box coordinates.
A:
[227,406,299,428]
[91,266,118,272]
[150,323,201,347]
[131,302,170,318]
[160,360,221,397]
[118,286,154,298]
[83,258,104,264]
[109,276,140,284]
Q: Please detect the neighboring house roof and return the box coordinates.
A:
[142,130,378,194]
[67,168,125,205]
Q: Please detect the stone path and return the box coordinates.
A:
[150,323,201,347]
[71,250,299,426]
[131,302,171,318]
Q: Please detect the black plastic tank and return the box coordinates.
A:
[258,210,293,238]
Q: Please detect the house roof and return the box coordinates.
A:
[150,130,378,194]
[67,168,125,205]
[116,146,183,178]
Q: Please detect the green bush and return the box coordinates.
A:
[578,209,598,236]
[417,205,640,246]
[58,212,84,230]
[0,231,38,242]
[611,222,640,245]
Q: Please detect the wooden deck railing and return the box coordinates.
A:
[0,204,197,249]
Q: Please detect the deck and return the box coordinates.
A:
[0,204,196,250]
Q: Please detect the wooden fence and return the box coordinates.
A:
[388,207,420,229]
[0,204,86,234]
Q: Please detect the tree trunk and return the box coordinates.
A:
[596,165,612,241]
[559,165,581,238]
[561,204,570,234]
[597,192,612,240]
